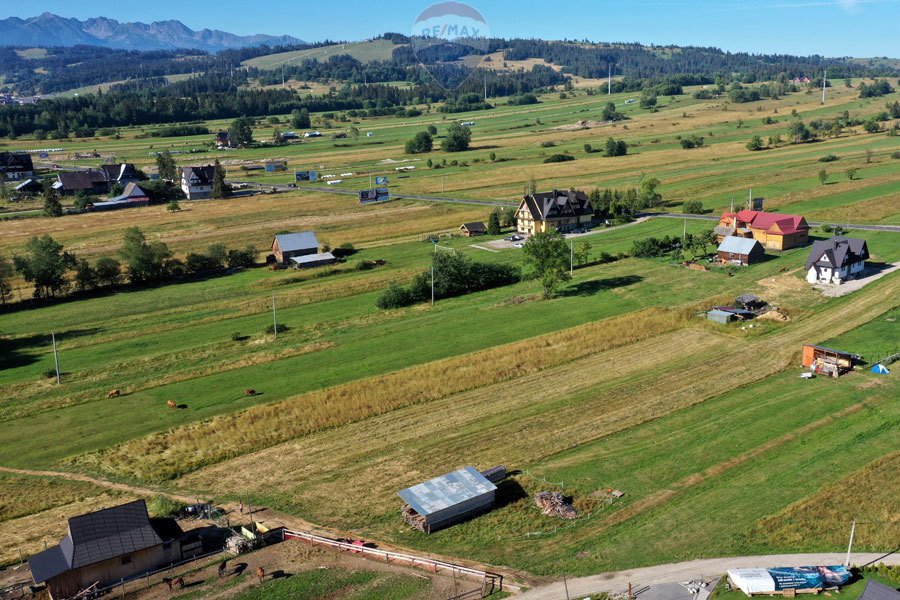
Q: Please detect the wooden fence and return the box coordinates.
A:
[282,529,504,596]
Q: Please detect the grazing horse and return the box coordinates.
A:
[256,566,265,584]
[218,560,227,578]
[107,389,121,398]
[166,400,177,409]
[164,577,184,591]
[244,389,256,396]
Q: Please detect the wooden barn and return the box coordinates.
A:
[398,467,497,533]
[459,222,487,237]
[717,236,765,266]
[271,231,319,265]
[801,344,854,377]
[28,500,183,600]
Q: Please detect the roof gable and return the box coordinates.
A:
[805,236,869,270]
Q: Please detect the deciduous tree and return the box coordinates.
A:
[522,231,571,299]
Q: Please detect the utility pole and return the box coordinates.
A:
[484,72,488,102]
[822,69,827,104]
[845,519,856,566]
[608,64,612,95]
[51,332,60,385]
[683,218,687,241]
[272,294,278,339]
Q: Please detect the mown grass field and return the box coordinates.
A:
[241,39,399,69]
[0,69,898,582]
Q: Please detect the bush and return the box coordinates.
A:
[441,123,472,152]
[231,331,245,341]
[332,243,356,258]
[226,245,257,268]
[539,140,556,148]
[265,323,288,335]
[543,154,576,163]
[404,131,433,154]
[821,224,833,233]
[43,369,57,379]
[147,495,184,518]
[376,283,416,309]
[680,135,704,149]
[892,151,900,159]
[818,154,840,162]
[683,199,704,214]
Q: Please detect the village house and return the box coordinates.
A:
[0,151,34,180]
[90,183,150,211]
[215,130,232,149]
[805,236,869,285]
[180,166,216,200]
[53,170,109,196]
[28,500,183,600]
[716,236,765,266]
[459,222,487,237]
[715,209,809,250]
[100,163,141,186]
[516,189,593,235]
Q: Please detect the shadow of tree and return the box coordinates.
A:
[563,275,643,297]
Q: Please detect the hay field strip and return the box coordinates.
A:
[175,273,898,575]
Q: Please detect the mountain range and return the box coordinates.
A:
[0,13,304,52]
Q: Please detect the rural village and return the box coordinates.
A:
[0,3,898,600]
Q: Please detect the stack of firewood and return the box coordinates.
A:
[401,504,427,531]
[534,491,577,519]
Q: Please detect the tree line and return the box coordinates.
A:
[1,228,256,305]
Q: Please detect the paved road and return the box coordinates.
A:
[517,553,900,600]
[643,212,900,233]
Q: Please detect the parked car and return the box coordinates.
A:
[513,242,524,248]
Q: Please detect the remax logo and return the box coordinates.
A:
[410,2,491,90]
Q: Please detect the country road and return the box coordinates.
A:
[517,552,900,600]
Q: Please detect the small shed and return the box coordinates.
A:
[398,467,497,533]
[717,236,765,266]
[460,222,487,237]
[801,344,854,377]
[265,160,288,172]
[707,309,736,324]
[290,252,336,269]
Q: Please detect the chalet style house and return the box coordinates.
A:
[516,189,593,235]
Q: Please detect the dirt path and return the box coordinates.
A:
[517,552,900,599]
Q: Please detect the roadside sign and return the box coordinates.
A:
[375,176,388,185]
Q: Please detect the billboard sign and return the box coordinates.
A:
[295,171,318,182]
[359,187,390,204]
[728,567,850,595]
[375,176,388,185]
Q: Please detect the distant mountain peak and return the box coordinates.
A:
[0,13,304,52]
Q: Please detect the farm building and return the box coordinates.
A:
[717,236,765,266]
[272,231,319,264]
[90,183,150,211]
[801,344,855,377]
[516,189,593,235]
[716,210,809,250]
[265,160,288,172]
[460,222,487,236]
[291,252,337,269]
[99,163,141,186]
[0,151,34,180]
[180,166,215,200]
[398,466,497,533]
[805,236,869,285]
[28,500,184,600]
[53,170,109,196]
[15,178,42,194]
[707,309,736,324]
[215,130,232,149]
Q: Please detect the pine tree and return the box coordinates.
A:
[42,177,63,217]
[212,160,228,199]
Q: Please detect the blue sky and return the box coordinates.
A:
[3,0,899,57]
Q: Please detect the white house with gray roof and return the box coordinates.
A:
[805,236,869,285]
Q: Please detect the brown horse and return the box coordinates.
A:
[107,389,121,398]
[256,566,265,584]
[218,560,227,578]
[164,577,184,591]
[244,388,256,396]
[166,400,177,409]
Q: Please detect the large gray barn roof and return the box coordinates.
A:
[398,467,497,517]
[274,231,319,253]
[28,500,164,583]
[717,236,761,254]
[859,580,900,600]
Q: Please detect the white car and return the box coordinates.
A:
[304,131,322,138]
[513,242,524,248]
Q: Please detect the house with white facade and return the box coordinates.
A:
[805,236,869,285]
[181,166,215,200]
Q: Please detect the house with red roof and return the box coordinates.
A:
[715,209,809,251]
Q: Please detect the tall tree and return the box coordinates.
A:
[522,231,571,299]
[441,122,472,152]
[156,150,178,181]
[212,160,229,199]
[12,235,74,299]
[291,108,310,129]
[488,211,501,235]
[0,253,13,305]
[119,227,172,284]
[228,116,254,148]
[42,177,63,217]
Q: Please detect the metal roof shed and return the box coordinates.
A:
[707,309,736,324]
[290,252,336,269]
[398,467,497,533]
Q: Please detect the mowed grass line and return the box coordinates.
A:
[77,307,693,481]
[753,451,899,552]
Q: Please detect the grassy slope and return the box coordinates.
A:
[241,39,398,69]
